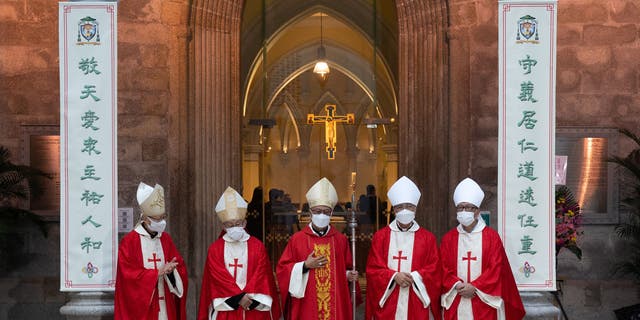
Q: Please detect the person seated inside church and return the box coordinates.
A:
[246,186,264,240]
[266,188,299,234]
[283,193,296,208]
[265,188,286,215]
[358,184,387,226]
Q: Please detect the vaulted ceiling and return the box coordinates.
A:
[240,1,399,148]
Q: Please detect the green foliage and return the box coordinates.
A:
[0,146,52,272]
[608,129,640,282]
[0,146,51,235]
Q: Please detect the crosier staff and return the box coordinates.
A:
[348,172,358,320]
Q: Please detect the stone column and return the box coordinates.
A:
[396,0,450,237]
[189,0,243,282]
[59,292,113,320]
[184,3,244,315]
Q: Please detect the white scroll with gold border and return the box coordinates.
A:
[498,0,557,291]
[59,2,117,291]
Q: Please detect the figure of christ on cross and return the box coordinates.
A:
[148,252,161,270]
[392,250,408,272]
[307,103,355,159]
[462,251,477,283]
[228,258,244,281]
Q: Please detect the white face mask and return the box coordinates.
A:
[225,226,246,241]
[311,213,331,228]
[147,219,166,233]
[457,210,476,227]
[395,209,415,225]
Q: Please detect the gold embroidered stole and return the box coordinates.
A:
[314,242,332,320]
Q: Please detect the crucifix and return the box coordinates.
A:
[307,103,354,159]
[392,250,408,272]
[228,258,244,281]
[148,253,161,270]
[462,251,477,283]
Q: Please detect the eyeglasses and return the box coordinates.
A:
[310,208,333,215]
[392,203,416,212]
[455,205,478,212]
[147,215,167,222]
[222,220,245,228]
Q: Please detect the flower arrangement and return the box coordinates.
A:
[555,185,583,259]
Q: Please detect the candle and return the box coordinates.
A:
[351,172,356,186]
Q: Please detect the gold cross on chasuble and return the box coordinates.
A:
[307,104,354,159]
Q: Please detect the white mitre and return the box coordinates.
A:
[387,176,421,206]
[137,182,165,217]
[215,187,248,223]
[453,177,485,207]
[306,177,338,208]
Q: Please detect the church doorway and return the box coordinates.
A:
[239,3,399,270]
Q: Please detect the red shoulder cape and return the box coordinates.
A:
[440,227,525,320]
[365,226,441,319]
[197,236,281,320]
[276,226,360,320]
[114,230,188,320]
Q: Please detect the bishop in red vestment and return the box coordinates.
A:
[440,178,525,320]
[366,176,441,320]
[115,183,188,320]
[276,178,360,320]
[198,187,281,320]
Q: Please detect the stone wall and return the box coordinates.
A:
[0,0,190,318]
[450,0,640,318]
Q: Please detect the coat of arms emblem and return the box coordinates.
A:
[516,15,539,44]
[77,16,100,45]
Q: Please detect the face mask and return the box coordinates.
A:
[311,213,331,228]
[225,226,246,241]
[148,219,166,233]
[457,210,476,227]
[395,209,415,225]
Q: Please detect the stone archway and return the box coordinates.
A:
[184,0,461,280]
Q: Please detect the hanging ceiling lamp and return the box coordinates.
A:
[313,12,330,81]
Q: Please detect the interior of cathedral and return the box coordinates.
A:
[239,1,400,272]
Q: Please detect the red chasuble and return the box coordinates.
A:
[276,226,359,320]
[114,230,188,320]
[365,225,441,320]
[197,236,281,320]
[440,227,525,320]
